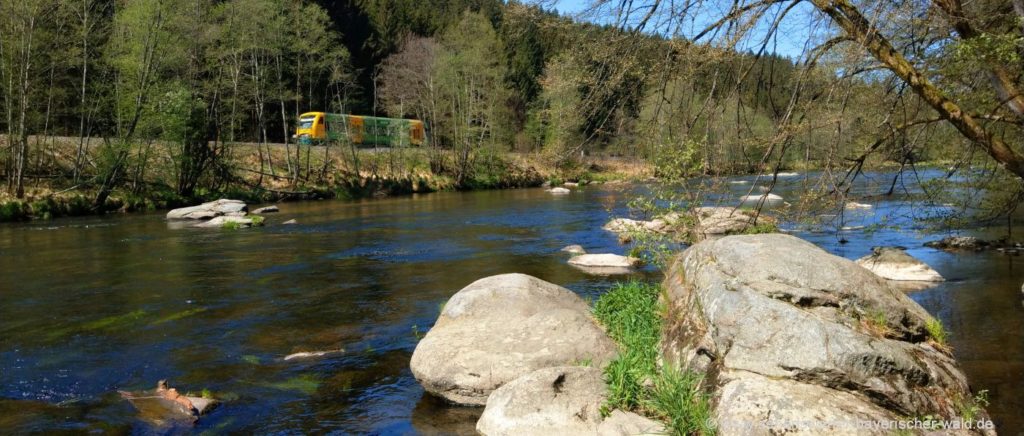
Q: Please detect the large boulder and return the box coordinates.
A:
[738,193,784,209]
[410,274,618,405]
[166,199,247,220]
[476,366,663,436]
[662,234,991,434]
[856,247,944,282]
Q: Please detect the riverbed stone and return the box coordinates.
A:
[409,274,617,406]
[662,234,991,433]
[856,247,944,282]
[568,253,639,269]
[548,187,571,195]
[476,366,663,436]
[166,199,247,220]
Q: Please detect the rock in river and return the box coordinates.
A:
[193,216,258,228]
[252,205,279,214]
[410,274,617,406]
[477,366,663,436]
[662,234,991,433]
[548,187,570,195]
[166,199,247,220]
[924,236,990,251]
[567,253,639,269]
[856,246,944,282]
[738,193,784,208]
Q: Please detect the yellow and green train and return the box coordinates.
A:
[294,112,426,146]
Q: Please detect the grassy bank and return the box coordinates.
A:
[0,136,652,222]
[593,281,715,435]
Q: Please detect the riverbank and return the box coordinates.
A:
[0,136,653,222]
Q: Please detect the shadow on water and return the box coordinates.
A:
[0,174,1020,433]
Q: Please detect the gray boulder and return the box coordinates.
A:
[167,199,247,220]
[662,234,991,434]
[410,274,617,406]
[856,247,944,282]
[925,236,990,251]
[477,366,663,436]
[548,187,571,195]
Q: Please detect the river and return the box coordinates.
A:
[0,171,1021,433]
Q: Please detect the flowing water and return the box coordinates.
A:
[0,172,1021,434]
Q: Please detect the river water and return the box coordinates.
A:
[0,172,1021,434]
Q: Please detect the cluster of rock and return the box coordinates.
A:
[544,180,591,195]
[409,274,659,435]
[925,235,1024,256]
[602,207,772,243]
[662,234,991,434]
[166,199,277,228]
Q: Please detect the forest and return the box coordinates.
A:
[0,0,1022,223]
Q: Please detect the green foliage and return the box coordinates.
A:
[250,215,265,226]
[652,136,705,181]
[221,220,242,230]
[740,221,778,235]
[593,281,715,435]
[0,200,30,222]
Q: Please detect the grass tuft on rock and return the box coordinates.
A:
[593,281,715,435]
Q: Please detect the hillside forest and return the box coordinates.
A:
[0,0,1022,225]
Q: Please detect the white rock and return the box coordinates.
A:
[253,205,279,214]
[167,199,247,220]
[739,193,784,208]
[409,274,617,405]
[563,182,579,188]
[568,254,639,268]
[548,187,571,195]
[845,202,873,210]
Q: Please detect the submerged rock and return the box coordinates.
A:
[166,199,247,220]
[476,366,663,436]
[662,234,990,433]
[284,349,345,361]
[560,244,586,255]
[409,274,617,405]
[120,380,219,426]
[856,247,944,282]
[282,219,298,225]
[252,205,279,214]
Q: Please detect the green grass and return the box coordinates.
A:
[925,318,949,346]
[250,215,265,226]
[593,281,715,435]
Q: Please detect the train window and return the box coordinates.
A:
[299,117,314,129]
